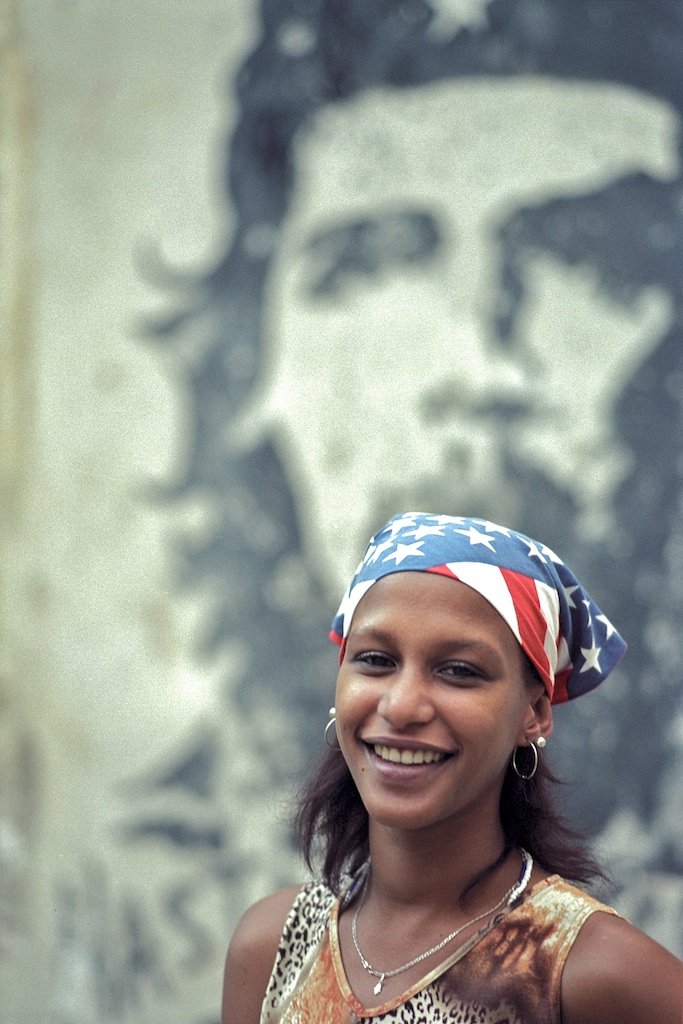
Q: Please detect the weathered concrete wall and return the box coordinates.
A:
[1,3,271,1021]
[2,2,683,1022]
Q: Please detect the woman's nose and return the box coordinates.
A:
[376,667,435,729]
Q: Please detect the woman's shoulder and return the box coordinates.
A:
[222,884,304,1024]
[222,879,338,1024]
[561,909,683,1024]
[229,883,305,960]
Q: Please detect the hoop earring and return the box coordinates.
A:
[324,707,340,749]
[512,741,539,780]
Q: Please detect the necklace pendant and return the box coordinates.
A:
[373,975,385,996]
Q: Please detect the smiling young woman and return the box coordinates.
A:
[222,514,683,1024]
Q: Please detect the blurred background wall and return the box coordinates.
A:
[2,1,683,1021]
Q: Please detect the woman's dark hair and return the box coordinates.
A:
[293,658,607,896]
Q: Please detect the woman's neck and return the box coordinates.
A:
[365,814,513,911]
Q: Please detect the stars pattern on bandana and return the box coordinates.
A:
[409,524,447,541]
[480,521,512,537]
[541,544,563,564]
[383,541,426,564]
[455,525,497,550]
[426,514,467,526]
[521,538,546,561]
[364,539,394,564]
[596,613,616,639]
[580,639,602,673]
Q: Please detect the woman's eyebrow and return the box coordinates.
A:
[346,625,397,645]
[348,626,500,659]
[303,209,443,296]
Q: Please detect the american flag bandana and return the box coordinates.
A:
[330,513,626,704]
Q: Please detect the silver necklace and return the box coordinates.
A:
[351,848,533,996]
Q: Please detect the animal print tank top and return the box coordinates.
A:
[259,874,618,1023]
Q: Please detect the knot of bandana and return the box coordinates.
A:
[330,513,626,704]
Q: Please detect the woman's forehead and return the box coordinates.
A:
[351,570,513,632]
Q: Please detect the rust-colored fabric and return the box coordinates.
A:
[260,875,619,1023]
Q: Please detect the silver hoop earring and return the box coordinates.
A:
[512,742,539,780]
[324,706,339,749]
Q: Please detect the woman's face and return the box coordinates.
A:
[238,77,679,594]
[334,570,550,835]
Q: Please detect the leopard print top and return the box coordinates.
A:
[259,874,618,1023]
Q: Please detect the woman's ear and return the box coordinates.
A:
[519,690,553,747]
[531,691,553,744]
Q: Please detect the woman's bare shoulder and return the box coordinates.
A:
[561,910,683,1024]
[221,884,303,1024]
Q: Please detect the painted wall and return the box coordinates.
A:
[2,1,683,1021]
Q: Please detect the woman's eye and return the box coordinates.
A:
[441,662,482,682]
[354,651,394,669]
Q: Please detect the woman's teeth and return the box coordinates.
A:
[373,744,446,765]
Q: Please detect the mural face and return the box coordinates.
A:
[240,79,679,591]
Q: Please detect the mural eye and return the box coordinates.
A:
[304,209,443,296]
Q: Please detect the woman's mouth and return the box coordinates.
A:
[371,744,450,765]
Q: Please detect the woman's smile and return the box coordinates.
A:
[370,744,451,765]
[361,741,457,789]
